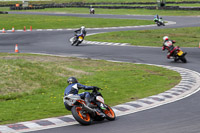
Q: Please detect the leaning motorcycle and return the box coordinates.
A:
[154,18,165,26]
[90,8,95,14]
[71,33,85,46]
[156,19,165,26]
[169,46,187,63]
[63,87,116,125]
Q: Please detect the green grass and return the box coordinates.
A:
[3,7,200,16]
[0,14,153,30]
[168,4,200,7]
[0,53,180,125]
[86,27,200,47]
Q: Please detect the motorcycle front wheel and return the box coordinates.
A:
[103,105,116,121]
[71,105,92,125]
[70,36,76,46]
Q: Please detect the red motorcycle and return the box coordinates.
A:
[168,46,187,63]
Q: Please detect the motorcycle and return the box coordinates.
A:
[156,19,165,26]
[90,8,95,14]
[63,87,116,125]
[169,46,187,63]
[71,33,85,46]
[154,18,165,26]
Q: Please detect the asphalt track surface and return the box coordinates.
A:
[1,12,200,133]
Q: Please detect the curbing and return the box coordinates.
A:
[0,20,184,133]
[0,61,200,133]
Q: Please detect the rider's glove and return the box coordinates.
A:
[93,86,100,90]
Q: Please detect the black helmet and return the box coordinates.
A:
[67,77,78,84]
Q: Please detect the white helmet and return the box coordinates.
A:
[163,36,169,41]
[81,26,85,30]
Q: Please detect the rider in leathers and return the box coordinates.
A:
[72,26,87,45]
[74,26,87,37]
[64,77,99,110]
[162,36,176,59]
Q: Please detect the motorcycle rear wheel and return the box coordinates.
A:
[180,56,187,63]
[71,105,92,125]
[76,41,80,46]
[103,105,116,121]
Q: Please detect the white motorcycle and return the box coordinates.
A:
[63,87,116,125]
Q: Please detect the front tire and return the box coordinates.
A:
[103,105,116,121]
[71,105,92,125]
[70,37,76,46]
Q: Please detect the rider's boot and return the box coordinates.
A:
[85,97,97,109]
[95,108,106,118]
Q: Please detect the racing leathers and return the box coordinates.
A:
[74,28,87,37]
[154,14,159,22]
[162,39,176,59]
[64,83,97,110]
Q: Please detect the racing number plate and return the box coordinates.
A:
[79,36,83,40]
[177,50,183,56]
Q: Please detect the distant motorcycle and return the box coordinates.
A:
[71,33,85,46]
[156,19,165,26]
[63,87,116,125]
[154,17,165,26]
[90,8,95,14]
[168,46,187,63]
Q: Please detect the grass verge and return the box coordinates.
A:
[86,27,200,47]
[0,53,180,125]
[0,14,153,30]
[2,7,200,16]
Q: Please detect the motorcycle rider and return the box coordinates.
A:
[72,26,87,45]
[154,14,159,22]
[162,36,176,59]
[90,5,95,14]
[74,26,87,37]
[64,77,106,117]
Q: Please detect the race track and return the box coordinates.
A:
[1,12,200,133]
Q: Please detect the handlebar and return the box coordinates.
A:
[92,86,103,92]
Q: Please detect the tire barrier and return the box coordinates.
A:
[10,6,44,10]
[0,11,8,14]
